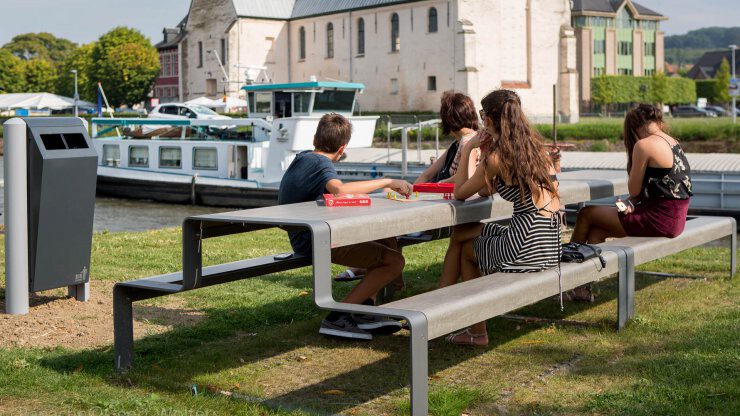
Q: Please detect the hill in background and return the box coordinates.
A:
[665,27,740,67]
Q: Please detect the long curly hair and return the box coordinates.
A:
[480,89,557,202]
[623,104,666,173]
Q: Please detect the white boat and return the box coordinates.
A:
[91,81,389,207]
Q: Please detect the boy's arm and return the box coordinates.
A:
[326,178,412,196]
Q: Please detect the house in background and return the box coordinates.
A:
[571,0,667,111]
[687,50,740,80]
[153,17,187,104]
[172,0,579,122]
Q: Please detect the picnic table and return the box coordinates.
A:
[115,170,628,414]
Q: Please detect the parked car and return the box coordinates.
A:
[671,105,718,118]
[148,103,232,121]
[703,105,732,117]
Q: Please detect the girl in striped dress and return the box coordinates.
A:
[439,89,561,346]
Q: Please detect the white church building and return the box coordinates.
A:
[171,0,579,122]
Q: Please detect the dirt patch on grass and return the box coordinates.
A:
[0,280,205,350]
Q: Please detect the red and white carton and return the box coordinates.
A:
[323,193,372,207]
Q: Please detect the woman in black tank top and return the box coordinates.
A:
[569,104,692,301]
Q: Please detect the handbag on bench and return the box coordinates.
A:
[561,242,607,269]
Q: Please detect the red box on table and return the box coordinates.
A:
[413,183,455,194]
[323,193,372,207]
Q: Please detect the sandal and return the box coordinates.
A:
[445,328,489,346]
[334,268,365,282]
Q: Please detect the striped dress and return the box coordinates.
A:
[473,180,561,274]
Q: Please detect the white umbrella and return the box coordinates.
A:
[0,93,94,110]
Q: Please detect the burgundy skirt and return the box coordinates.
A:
[619,198,690,238]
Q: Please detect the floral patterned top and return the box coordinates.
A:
[642,136,693,200]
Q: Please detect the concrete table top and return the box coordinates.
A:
[187,170,627,248]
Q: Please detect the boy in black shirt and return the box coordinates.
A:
[278,113,413,340]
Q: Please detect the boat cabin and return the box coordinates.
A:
[243,81,364,119]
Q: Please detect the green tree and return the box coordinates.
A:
[56,43,95,101]
[2,32,76,62]
[650,72,670,107]
[90,27,160,107]
[0,49,26,92]
[23,59,58,93]
[591,75,616,116]
[714,57,731,106]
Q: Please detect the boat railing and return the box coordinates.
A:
[91,118,273,141]
[386,118,442,174]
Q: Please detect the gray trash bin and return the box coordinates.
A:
[24,118,98,292]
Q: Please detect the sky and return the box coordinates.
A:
[0,0,737,46]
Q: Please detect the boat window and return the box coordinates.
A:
[293,92,311,114]
[193,147,218,170]
[254,92,272,113]
[313,90,355,113]
[247,93,255,114]
[102,144,120,166]
[159,146,182,169]
[129,146,149,167]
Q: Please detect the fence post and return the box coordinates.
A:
[417,120,422,164]
[387,118,392,164]
[401,128,408,178]
[4,118,29,315]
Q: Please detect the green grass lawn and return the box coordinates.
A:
[1,228,739,415]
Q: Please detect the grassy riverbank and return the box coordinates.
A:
[0,227,738,415]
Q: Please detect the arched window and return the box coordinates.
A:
[428,8,438,33]
[299,26,306,60]
[391,13,400,52]
[357,18,365,55]
[327,22,334,58]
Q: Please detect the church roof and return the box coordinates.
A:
[231,0,423,20]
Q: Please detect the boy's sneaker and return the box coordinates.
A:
[352,314,403,335]
[319,314,372,340]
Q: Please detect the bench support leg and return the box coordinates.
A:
[730,219,736,279]
[613,247,634,330]
[113,285,135,372]
[407,314,429,416]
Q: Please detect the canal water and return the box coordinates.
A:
[0,156,230,232]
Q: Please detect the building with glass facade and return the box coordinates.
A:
[572,0,666,109]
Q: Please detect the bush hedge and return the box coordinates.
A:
[536,118,737,143]
[592,74,696,106]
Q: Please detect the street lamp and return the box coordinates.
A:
[70,69,79,117]
[730,44,737,124]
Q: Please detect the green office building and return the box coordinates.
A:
[572,0,666,110]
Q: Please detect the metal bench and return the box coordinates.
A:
[378,215,735,414]
[112,170,629,415]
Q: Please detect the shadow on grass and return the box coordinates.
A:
[38,263,670,415]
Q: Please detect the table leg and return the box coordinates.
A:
[182,219,203,291]
[114,285,134,372]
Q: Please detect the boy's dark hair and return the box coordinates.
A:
[314,113,353,153]
[440,91,480,135]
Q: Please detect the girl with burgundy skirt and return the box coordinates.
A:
[569,104,693,301]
